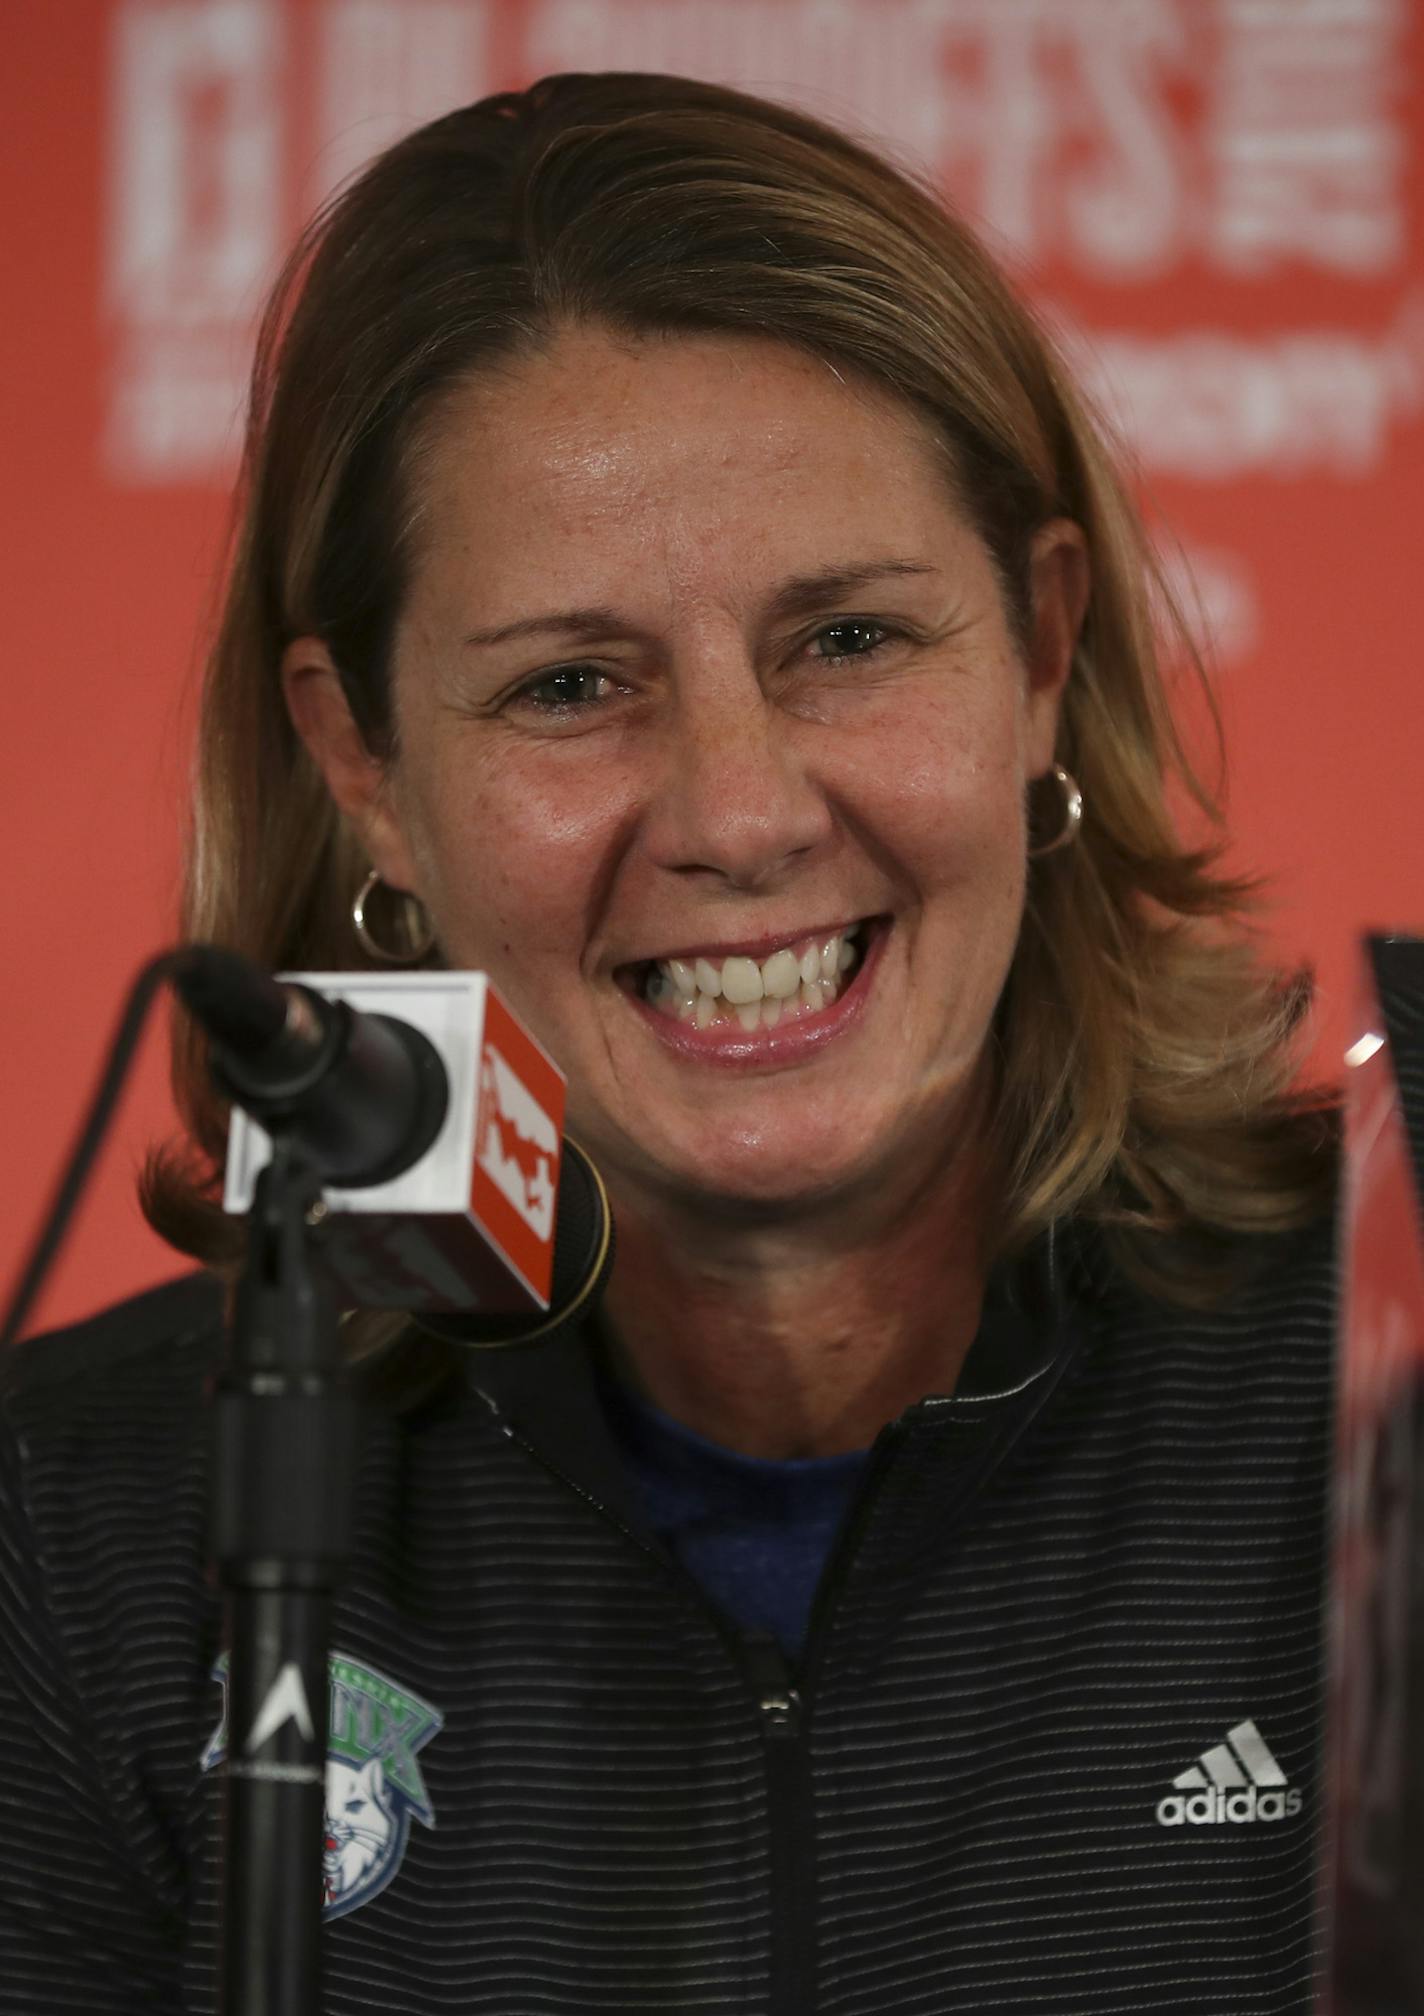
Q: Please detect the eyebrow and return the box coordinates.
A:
[459,559,939,652]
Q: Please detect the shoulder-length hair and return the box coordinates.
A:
[146,70,1336,1329]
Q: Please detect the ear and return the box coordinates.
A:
[1022,518,1090,778]
[282,638,425,895]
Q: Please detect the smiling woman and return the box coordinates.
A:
[2,71,1339,2016]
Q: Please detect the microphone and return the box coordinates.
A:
[172,947,449,1188]
[176,947,611,1334]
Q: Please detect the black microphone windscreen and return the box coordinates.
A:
[172,945,292,1054]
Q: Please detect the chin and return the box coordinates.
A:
[632,1123,888,1223]
[668,1167,861,1225]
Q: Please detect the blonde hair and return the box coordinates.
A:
[146,72,1336,1317]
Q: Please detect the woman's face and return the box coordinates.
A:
[300,325,1083,1224]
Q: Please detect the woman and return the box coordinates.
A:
[0,73,1337,2014]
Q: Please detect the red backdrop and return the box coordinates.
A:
[4,0,1421,1336]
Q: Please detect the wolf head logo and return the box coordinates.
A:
[203,1653,444,1922]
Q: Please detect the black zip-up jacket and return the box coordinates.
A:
[0,1214,1335,2013]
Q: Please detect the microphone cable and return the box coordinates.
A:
[1,947,186,1348]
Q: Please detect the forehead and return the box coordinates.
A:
[404,325,975,607]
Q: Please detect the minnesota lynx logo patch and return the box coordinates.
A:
[202,1653,444,1920]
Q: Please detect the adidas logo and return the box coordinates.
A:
[1155,1719,1302,1827]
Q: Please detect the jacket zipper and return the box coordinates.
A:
[740,1633,810,2016]
[480,1390,911,2016]
[749,1417,915,2015]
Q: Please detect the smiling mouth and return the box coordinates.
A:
[626,922,871,1034]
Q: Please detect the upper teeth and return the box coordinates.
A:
[653,927,861,1004]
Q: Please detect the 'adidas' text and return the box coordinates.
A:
[1155,1784,1302,1827]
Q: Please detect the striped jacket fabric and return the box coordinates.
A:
[0,1213,1336,2013]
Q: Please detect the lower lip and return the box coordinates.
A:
[627,925,886,1069]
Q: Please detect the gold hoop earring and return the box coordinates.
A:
[1026,765,1083,859]
[352,869,437,964]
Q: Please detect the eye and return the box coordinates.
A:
[513,664,612,712]
[809,619,891,666]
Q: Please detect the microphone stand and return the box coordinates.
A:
[212,1130,355,2016]
[0,944,607,2007]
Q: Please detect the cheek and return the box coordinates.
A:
[411,739,638,967]
[848,690,1027,888]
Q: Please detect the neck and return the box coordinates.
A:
[600,1132,995,1461]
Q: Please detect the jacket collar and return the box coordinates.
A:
[454,1317,648,1533]
[449,1225,1089,1636]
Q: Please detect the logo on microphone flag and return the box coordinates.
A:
[471,987,565,1304]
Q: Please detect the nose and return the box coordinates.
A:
[642,658,833,888]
